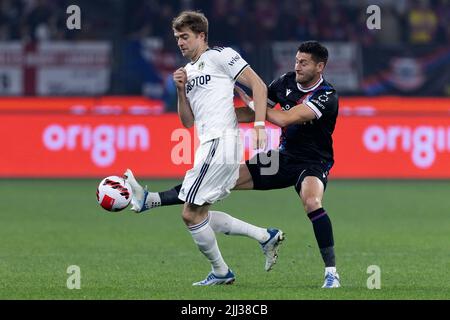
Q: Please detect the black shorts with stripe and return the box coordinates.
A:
[245,150,333,194]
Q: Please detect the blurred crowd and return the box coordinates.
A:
[1,0,448,100]
[0,0,115,41]
[127,0,450,49]
[0,0,448,46]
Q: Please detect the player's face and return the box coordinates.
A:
[295,52,324,85]
[173,27,205,60]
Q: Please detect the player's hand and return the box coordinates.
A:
[253,126,267,150]
[234,85,252,106]
[173,67,187,90]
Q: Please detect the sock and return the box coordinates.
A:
[159,184,184,206]
[209,211,270,243]
[325,266,337,275]
[146,185,184,208]
[320,247,336,268]
[188,214,229,276]
[307,207,336,268]
[145,192,162,208]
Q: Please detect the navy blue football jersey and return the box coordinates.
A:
[267,71,338,164]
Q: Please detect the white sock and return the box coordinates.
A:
[145,192,161,208]
[209,211,270,243]
[188,215,229,276]
[325,266,337,275]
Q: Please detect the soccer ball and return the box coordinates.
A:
[96,176,133,212]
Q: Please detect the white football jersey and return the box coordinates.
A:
[184,47,249,142]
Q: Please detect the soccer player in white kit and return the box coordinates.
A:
[125,11,284,286]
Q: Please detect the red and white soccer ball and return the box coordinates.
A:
[96,176,133,212]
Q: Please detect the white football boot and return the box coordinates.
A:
[260,228,285,271]
[123,169,149,213]
[192,269,235,286]
[322,267,341,288]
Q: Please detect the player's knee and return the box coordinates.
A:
[303,197,322,213]
[181,203,207,226]
[181,209,195,225]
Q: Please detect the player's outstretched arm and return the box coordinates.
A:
[233,86,255,123]
[173,67,194,128]
[234,85,253,105]
[236,67,267,149]
[234,85,274,124]
[235,106,255,123]
[267,104,316,127]
[235,67,267,124]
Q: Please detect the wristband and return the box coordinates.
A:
[248,101,255,111]
[254,121,265,127]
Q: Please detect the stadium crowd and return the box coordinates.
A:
[1,0,448,46]
[0,0,448,102]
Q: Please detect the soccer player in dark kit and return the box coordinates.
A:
[128,41,340,288]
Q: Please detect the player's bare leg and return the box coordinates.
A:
[300,176,340,288]
[232,164,254,190]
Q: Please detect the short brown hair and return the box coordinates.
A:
[172,11,208,42]
[298,41,328,65]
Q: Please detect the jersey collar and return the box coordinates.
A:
[190,48,210,65]
[297,74,323,92]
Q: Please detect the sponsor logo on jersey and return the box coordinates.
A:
[311,98,326,110]
[186,75,211,94]
[228,54,241,66]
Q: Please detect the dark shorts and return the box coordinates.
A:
[245,150,332,194]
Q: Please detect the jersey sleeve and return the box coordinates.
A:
[267,75,284,108]
[214,47,249,81]
[303,89,338,119]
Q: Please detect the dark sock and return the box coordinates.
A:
[319,247,335,268]
[307,207,336,267]
[159,184,184,206]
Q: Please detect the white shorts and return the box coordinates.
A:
[179,134,243,206]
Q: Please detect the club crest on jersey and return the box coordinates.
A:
[186,74,211,94]
[198,61,205,70]
[318,94,329,102]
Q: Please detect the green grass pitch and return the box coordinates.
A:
[1,179,449,299]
